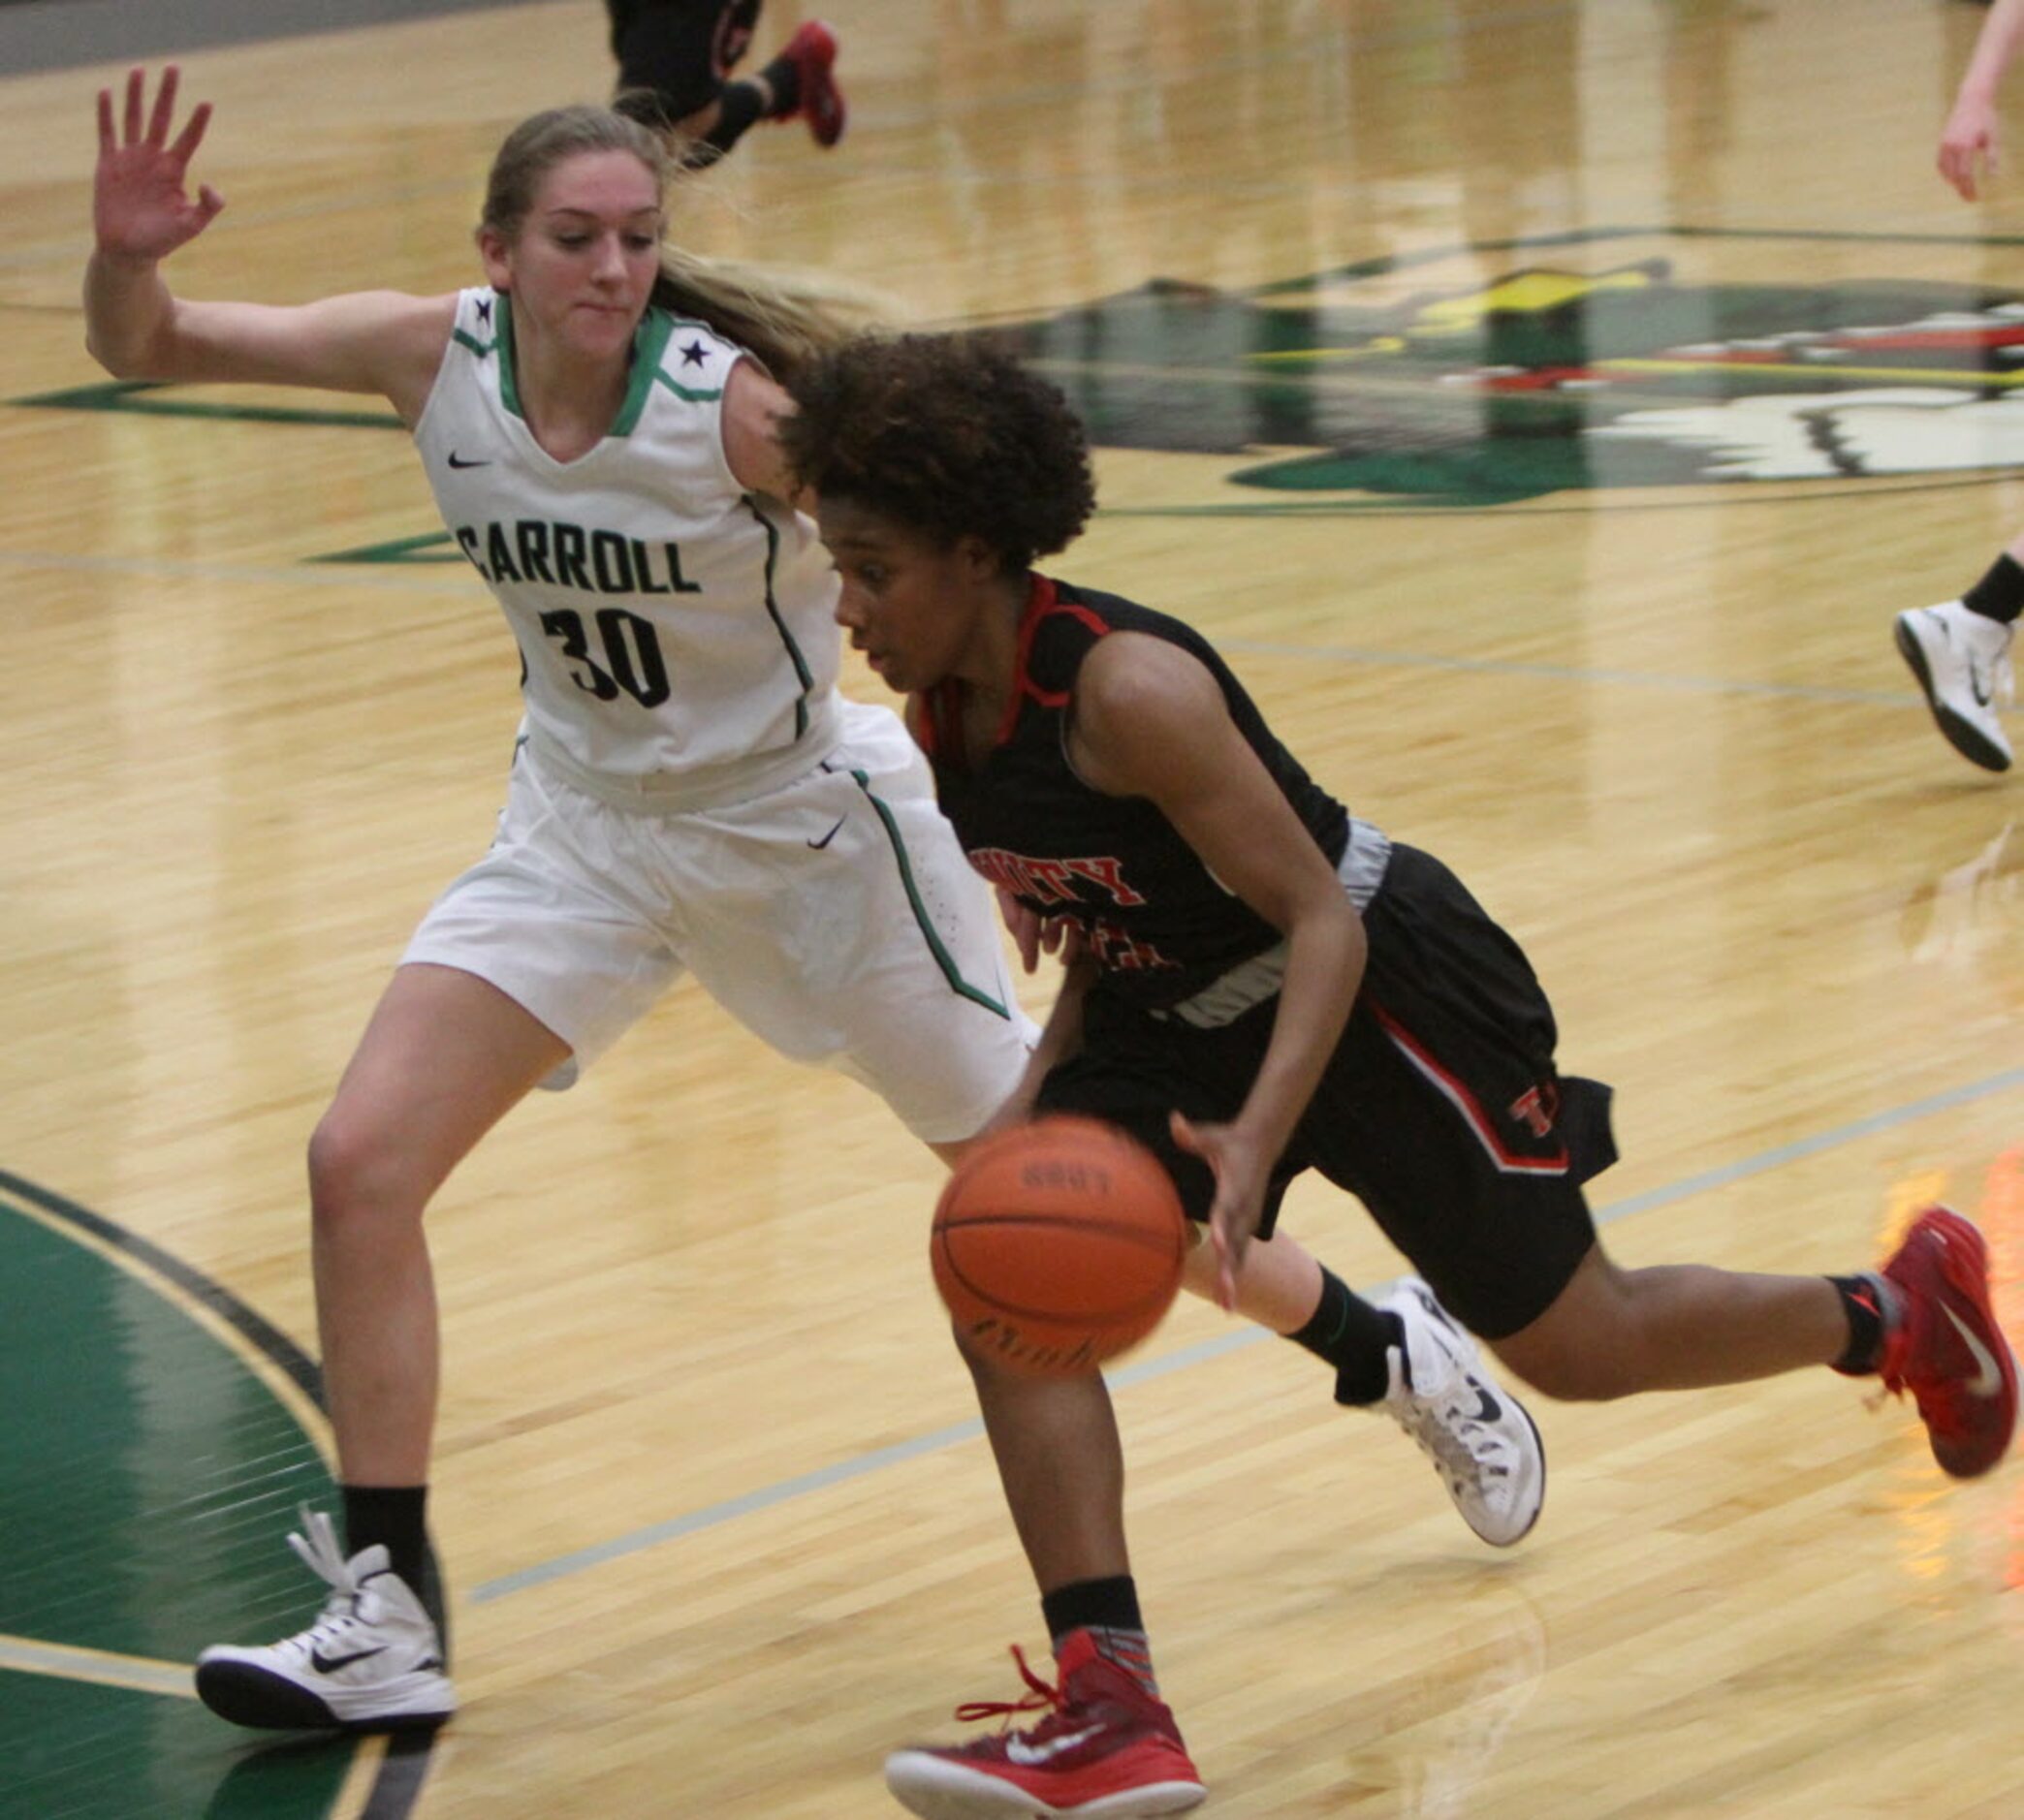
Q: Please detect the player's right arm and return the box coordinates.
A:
[83,66,453,419]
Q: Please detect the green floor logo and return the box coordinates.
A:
[27,229,2024,530]
[986,232,2024,507]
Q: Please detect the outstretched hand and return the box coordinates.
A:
[1168,1110,1269,1312]
[94,66,224,262]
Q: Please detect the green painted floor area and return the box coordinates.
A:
[0,1671,355,1820]
[0,1191,360,1818]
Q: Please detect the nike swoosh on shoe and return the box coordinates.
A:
[1941,1303,2007,1398]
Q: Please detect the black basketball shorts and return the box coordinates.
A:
[1035,841,1614,1338]
[611,0,759,122]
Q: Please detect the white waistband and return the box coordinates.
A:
[522,695,841,813]
[1152,818,1393,1030]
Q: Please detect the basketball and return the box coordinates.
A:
[931,1115,1189,1376]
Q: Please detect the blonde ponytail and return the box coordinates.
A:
[649,244,888,382]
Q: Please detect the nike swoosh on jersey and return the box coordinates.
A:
[806,816,846,850]
[1005,1723,1104,1768]
[1941,1303,2007,1397]
[447,452,492,469]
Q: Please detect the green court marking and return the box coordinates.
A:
[308,530,465,565]
[0,1671,355,1820]
[0,1183,369,1820]
[26,225,2024,540]
[16,379,403,430]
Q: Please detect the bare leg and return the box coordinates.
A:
[1181,1224,1323,1332]
[1491,1242,1848,1402]
[958,1333,1129,1591]
[308,962,571,1484]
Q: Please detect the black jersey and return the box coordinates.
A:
[920,577,1349,1013]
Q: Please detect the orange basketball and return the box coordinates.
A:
[932,1114,1189,1377]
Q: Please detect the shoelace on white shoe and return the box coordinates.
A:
[1388,1320,1520,1508]
[1392,1384,1514,1503]
[269,1507,389,1665]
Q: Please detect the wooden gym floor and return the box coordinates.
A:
[0,1,2019,1814]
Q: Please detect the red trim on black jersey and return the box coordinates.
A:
[1000,574,1114,745]
[1371,1004,1570,1177]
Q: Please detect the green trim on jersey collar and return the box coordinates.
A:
[491,300,702,435]
[495,291,524,422]
[613,309,677,435]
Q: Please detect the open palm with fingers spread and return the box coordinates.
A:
[94,65,225,262]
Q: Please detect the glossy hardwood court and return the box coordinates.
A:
[1,1,2020,1815]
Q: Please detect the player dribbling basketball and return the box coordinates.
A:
[779,332,2018,1820]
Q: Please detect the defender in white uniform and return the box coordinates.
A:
[84,75,1029,1738]
[407,287,1028,1115]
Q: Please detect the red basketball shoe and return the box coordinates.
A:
[1877,1206,2018,1478]
[885,1629,1206,1818]
[775,19,845,146]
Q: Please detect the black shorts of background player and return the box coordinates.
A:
[606,0,845,169]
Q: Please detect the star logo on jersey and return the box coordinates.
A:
[680,339,709,367]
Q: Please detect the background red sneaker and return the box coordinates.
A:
[778,19,845,146]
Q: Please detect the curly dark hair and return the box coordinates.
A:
[778,333,1097,569]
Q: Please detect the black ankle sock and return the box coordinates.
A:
[341,1484,438,1613]
[1042,1574,1142,1641]
[758,50,802,117]
[1041,1577,1156,1697]
[1286,1269,1403,1404]
[694,80,767,160]
[1961,552,2024,626]
[1827,1273,1891,1375]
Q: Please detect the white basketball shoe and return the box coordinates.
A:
[1375,1278,1546,1548]
[194,1508,454,1732]
[1894,599,2014,772]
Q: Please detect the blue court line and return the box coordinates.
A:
[469,1064,2024,1605]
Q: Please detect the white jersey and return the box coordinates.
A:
[412,288,841,797]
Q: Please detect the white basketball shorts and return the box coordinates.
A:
[400,698,1035,1144]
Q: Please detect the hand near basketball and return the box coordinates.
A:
[1169,1110,1268,1310]
[1939,91,2000,201]
[95,67,225,263]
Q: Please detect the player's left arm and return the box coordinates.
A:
[1069,631,1366,1300]
[721,358,810,509]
